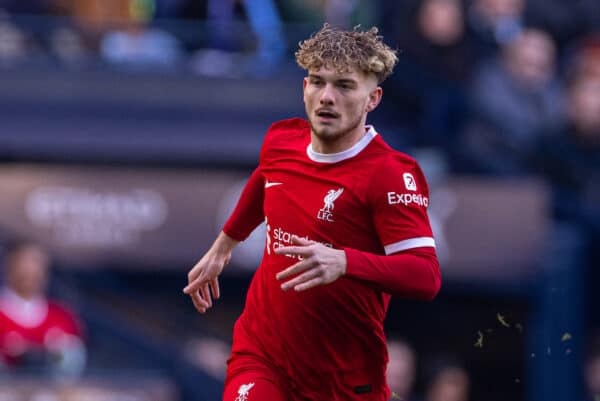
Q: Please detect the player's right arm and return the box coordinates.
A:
[183,231,239,313]
[183,166,265,313]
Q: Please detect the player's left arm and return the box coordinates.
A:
[275,158,441,300]
[344,159,441,300]
[274,238,440,300]
[342,246,440,300]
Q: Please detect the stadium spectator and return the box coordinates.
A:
[184,24,441,401]
[0,240,86,377]
[277,0,376,30]
[459,28,565,174]
[50,0,131,33]
[569,34,600,80]
[322,0,362,28]
[529,71,600,329]
[525,0,600,50]
[100,0,182,69]
[392,0,472,149]
[423,358,470,401]
[387,338,419,401]
[199,0,285,77]
[532,73,600,226]
[0,13,29,66]
[48,26,90,67]
[465,0,525,60]
[398,0,471,80]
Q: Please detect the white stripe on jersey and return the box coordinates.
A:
[384,237,436,254]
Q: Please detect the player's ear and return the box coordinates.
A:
[366,87,383,112]
[303,77,308,90]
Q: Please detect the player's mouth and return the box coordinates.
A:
[315,109,340,122]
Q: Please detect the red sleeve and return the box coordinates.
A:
[342,155,441,300]
[369,156,435,253]
[344,247,441,300]
[222,167,265,241]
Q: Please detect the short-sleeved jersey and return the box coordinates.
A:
[227,118,435,400]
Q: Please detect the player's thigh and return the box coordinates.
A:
[223,369,288,401]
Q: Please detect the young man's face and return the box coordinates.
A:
[303,65,382,144]
[7,245,49,300]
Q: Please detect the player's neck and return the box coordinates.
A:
[310,125,368,154]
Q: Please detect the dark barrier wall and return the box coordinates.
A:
[0,164,549,284]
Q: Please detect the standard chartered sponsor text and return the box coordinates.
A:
[271,226,332,260]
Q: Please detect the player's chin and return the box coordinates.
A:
[313,124,343,140]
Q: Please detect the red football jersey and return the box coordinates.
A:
[223,118,439,400]
[0,289,83,366]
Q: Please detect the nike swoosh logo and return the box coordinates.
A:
[265,181,283,188]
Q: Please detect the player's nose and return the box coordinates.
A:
[319,83,335,105]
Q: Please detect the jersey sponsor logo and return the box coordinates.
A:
[268,223,332,260]
[317,187,344,222]
[265,180,283,188]
[235,383,255,401]
[403,172,417,191]
[265,218,272,255]
[387,191,429,208]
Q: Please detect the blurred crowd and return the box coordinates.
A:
[389,0,599,295]
[0,0,325,75]
[386,339,471,401]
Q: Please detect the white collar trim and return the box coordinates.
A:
[306,126,378,163]
[0,288,48,328]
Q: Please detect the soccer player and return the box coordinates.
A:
[184,24,441,401]
[0,240,86,376]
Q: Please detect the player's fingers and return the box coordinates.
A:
[210,278,220,300]
[186,259,206,282]
[294,277,325,292]
[274,245,314,258]
[276,258,316,280]
[192,299,206,314]
[183,276,203,294]
[200,283,213,308]
[187,265,201,281]
[183,271,214,294]
[291,235,315,246]
[281,268,321,291]
[190,291,208,313]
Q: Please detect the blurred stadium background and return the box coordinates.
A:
[0,0,598,400]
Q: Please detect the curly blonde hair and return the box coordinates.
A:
[295,24,398,84]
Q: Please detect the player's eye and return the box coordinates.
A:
[337,82,354,90]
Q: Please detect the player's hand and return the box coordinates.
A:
[183,249,228,313]
[183,248,231,313]
[183,232,238,313]
[275,236,346,292]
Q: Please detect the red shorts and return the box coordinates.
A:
[223,353,290,401]
[223,352,388,401]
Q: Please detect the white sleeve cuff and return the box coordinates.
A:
[384,237,436,255]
